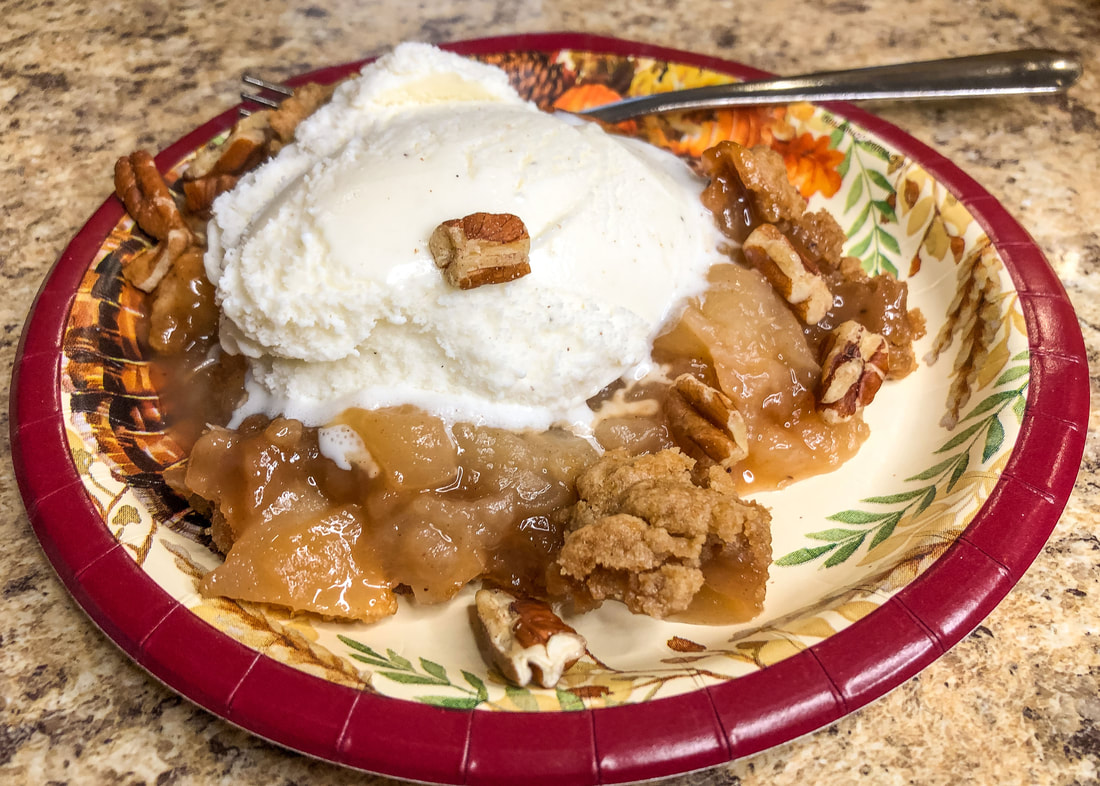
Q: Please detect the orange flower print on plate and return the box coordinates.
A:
[552,83,638,133]
[639,106,793,159]
[775,131,846,199]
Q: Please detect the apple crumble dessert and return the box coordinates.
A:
[107,45,924,670]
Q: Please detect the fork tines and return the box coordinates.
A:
[240,74,293,113]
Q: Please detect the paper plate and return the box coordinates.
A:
[10,33,1087,784]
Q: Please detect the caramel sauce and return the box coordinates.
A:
[700,144,760,243]
[806,268,922,376]
[142,250,246,457]
[686,540,771,624]
[816,270,913,344]
[176,259,869,622]
[186,406,597,616]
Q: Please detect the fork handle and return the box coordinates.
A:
[581,49,1082,123]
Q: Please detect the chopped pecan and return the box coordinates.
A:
[818,320,889,423]
[666,374,748,470]
[742,223,833,325]
[185,82,336,179]
[114,150,190,241]
[122,227,194,292]
[182,173,239,215]
[114,150,199,291]
[429,212,532,290]
[185,110,272,180]
[473,588,586,688]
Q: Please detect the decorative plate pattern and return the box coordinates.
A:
[11,33,1088,784]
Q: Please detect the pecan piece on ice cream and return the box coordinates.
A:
[551,449,771,619]
[429,212,531,289]
[473,588,586,689]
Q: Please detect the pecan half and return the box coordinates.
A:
[666,374,748,470]
[114,150,189,241]
[429,212,531,290]
[472,588,586,688]
[742,223,832,325]
[818,320,889,423]
[114,150,198,291]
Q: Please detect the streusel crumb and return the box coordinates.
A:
[551,449,771,618]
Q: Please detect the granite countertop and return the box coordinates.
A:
[2,1,1097,783]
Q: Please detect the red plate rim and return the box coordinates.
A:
[9,32,1088,785]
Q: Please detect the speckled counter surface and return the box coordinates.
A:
[2,1,1097,783]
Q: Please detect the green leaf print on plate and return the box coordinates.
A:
[776,350,1030,569]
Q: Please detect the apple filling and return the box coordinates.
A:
[113,85,923,631]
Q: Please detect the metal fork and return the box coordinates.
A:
[238,48,1081,121]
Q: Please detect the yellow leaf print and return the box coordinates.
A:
[1009,302,1027,335]
[940,194,974,236]
[628,61,734,94]
[66,426,89,456]
[905,195,935,237]
[977,334,1012,390]
[71,446,94,474]
[785,616,837,639]
[788,102,816,121]
[757,638,805,666]
[923,216,950,260]
[903,166,930,192]
[835,601,880,623]
[887,153,908,175]
[111,504,142,528]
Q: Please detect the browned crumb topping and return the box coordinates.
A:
[268,82,338,148]
[551,449,771,619]
[788,208,849,270]
[702,142,806,231]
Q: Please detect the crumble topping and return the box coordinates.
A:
[552,449,771,619]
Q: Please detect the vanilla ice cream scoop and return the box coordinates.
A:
[205,43,726,432]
